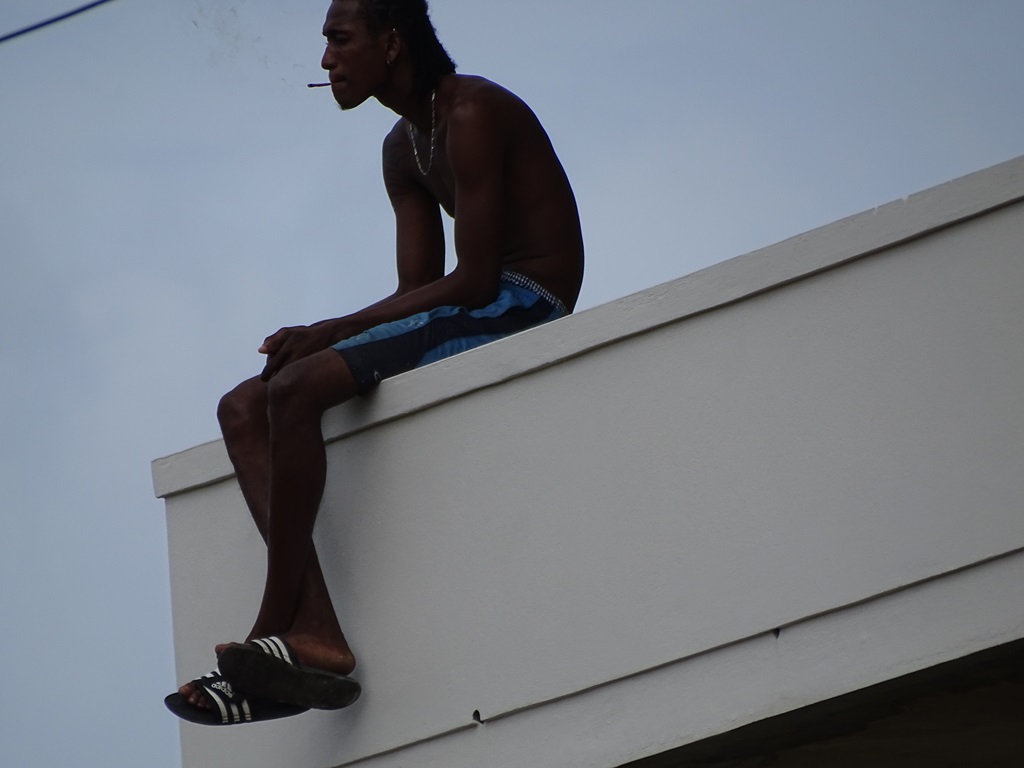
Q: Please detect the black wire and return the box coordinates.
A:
[0,0,121,46]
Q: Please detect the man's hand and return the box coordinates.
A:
[259,322,347,381]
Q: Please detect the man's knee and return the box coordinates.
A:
[218,377,266,435]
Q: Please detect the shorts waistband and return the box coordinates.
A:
[500,271,568,316]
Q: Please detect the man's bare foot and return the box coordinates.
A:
[177,631,355,711]
[215,633,356,676]
[178,676,216,710]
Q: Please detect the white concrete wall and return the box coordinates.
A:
[154,155,1024,768]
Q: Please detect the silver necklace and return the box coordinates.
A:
[406,90,436,175]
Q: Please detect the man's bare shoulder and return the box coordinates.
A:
[447,74,519,104]
[445,74,532,131]
[381,75,522,156]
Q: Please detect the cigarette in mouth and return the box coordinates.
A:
[307,82,332,88]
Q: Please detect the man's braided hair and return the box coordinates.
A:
[359,0,456,100]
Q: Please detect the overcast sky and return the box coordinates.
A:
[2,1,1023,765]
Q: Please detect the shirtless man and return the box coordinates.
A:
[166,0,583,725]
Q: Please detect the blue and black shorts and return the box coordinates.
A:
[332,271,568,394]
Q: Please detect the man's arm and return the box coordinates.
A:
[259,125,444,378]
[349,93,509,316]
[384,125,447,296]
[307,126,450,317]
[261,98,508,380]
[357,99,508,317]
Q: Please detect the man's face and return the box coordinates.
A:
[320,0,389,110]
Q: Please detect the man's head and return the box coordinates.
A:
[322,0,455,108]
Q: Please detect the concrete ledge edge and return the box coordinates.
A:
[152,153,1024,500]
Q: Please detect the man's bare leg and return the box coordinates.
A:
[218,373,356,661]
[249,349,357,637]
[180,350,358,707]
